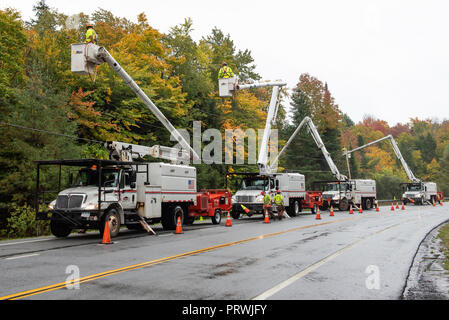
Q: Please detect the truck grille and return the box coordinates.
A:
[56,195,85,209]
[236,195,256,203]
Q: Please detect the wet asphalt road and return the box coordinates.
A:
[0,204,448,300]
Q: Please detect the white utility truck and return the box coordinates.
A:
[36,43,202,237]
[270,116,377,211]
[221,78,306,218]
[343,134,438,205]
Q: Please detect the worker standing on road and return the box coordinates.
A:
[218,62,234,79]
[262,191,272,217]
[85,23,97,44]
[274,189,284,220]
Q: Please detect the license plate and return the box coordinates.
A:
[81,212,90,218]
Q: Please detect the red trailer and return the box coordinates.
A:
[187,189,232,225]
[302,191,323,214]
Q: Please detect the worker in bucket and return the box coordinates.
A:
[262,191,272,217]
[274,189,284,219]
[218,62,234,79]
[85,23,97,44]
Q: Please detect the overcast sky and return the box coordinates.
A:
[3,0,449,126]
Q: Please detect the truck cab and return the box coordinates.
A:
[402,182,438,205]
[230,173,305,219]
[322,179,376,211]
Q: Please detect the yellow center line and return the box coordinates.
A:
[1,216,359,300]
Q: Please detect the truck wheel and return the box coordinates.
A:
[100,209,121,238]
[364,198,371,210]
[231,210,240,219]
[288,200,300,217]
[162,206,184,230]
[311,204,317,215]
[339,199,349,211]
[212,209,222,225]
[50,220,71,238]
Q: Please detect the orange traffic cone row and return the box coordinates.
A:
[174,216,183,234]
[225,211,232,227]
[349,204,353,214]
[401,202,405,210]
[264,209,270,224]
[330,205,334,217]
[101,220,112,244]
[315,206,321,220]
[391,203,395,211]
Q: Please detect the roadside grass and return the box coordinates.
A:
[437,222,449,271]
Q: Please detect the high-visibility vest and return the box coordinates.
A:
[274,194,283,205]
[263,194,271,205]
[218,66,234,79]
[85,28,97,43]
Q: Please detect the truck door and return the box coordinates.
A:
[120,170,136,209]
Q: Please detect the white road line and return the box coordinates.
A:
[252,220,409,300]
[5,253,40,260]
[0,238,54,247]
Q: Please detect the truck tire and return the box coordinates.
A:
[339,199,349,211]
[364,198,372,210]
[184,216,195,225]
[311,204,317,215]
[50,220,71,238]
[211,209,222,225]
[100,208,121,238]
[288,200,301,217]
[231,210,240,219]
[162,205,184,230]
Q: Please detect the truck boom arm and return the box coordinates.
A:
[73,44,199,162]
[343,134,420,183]
[270,116,348,181]
[219,78,286,175]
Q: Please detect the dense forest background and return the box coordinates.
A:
[1,1,449,237]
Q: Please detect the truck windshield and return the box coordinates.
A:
[241,178,269,191]
[326,183,348,192]
[76,168,120,188]
[406,184,422,192]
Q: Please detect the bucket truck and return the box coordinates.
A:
[220,78,306,219]
[343,134,438,205]
[270,116,376,211]
[34,43,231,238]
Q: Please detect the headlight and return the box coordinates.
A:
[232,196,236,203]
[84,202,98,210]
[256,195,264,203]
[48,200,56,210]
[332,195,339,200]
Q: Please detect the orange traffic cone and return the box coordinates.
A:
[396,202,399,209]
[264,209,270,224]
[315,206,321,220]
[241,205,250,214]
[433,199,436,207]
[174,216,183,234]
[359,206,363,214]
[391,203,395,211]
[440,200,443,206]
[330,205,334,217]
[401,202,405,210]
[376,201,379,212]
[349,204,353,214]
[225,211,232,227]
[101,220,112,244]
